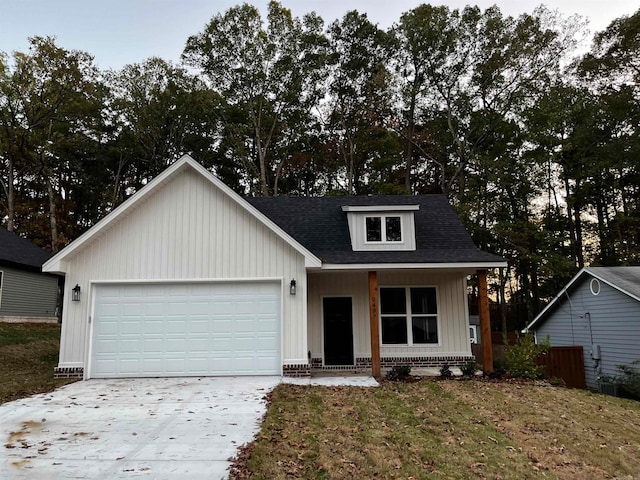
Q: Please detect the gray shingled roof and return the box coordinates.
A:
[247,195,504,264]
[526,266,640,331]
[0,227,52,271]
[587,267,640,300]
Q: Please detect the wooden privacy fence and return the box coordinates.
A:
[471,344,586,389]
[536,346,586,389]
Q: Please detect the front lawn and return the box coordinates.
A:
[233,379,640,479]
[0,322,75,404]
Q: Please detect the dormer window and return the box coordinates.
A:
[342,204,418,252]
[365,216,402,243]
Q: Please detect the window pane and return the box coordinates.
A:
[410,287,437,314]
[412,316,438,343]
[366,217,382,242]
[380,288,406,314]
[382,316,408,344]
[385,216,401,242]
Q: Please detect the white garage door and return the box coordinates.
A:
[90,282,281,378]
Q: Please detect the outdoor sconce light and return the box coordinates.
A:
[71,284,81,302]
[289,279,297,296]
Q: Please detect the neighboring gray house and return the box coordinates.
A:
[0,227,59,322]
[525,267,640,390]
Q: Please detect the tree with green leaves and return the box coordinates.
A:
[0,36,105,250]
[106,57,218,204]
[182,1,327,196]
[322,11,400,195]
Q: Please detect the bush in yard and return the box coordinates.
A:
[503,333,550,379]
[386,365,411,381]
[460,360,478,377]
[616,360,640,400]
[440,364,453,379]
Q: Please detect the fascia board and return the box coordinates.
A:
[43,154,322,273]
[43,156,191,273]
[321,261,507,270]
[523,267,588,332]
[185,159,322,268]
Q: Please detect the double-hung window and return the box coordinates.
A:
[365,216,402,243]
[380,287,438,345]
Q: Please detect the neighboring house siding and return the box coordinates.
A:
[536,279,640,389]
[307,270,471,360]
[0,265,58,318]
[58,168,307,369]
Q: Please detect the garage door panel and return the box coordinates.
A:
[91,282,281,378]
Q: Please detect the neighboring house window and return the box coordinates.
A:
[366,216,402,243]
[380,287,438,344]
[469,325,478,344]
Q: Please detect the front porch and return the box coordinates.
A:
[296,268,493,378]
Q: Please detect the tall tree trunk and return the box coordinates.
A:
[44,173,59,253]
[1,157,15,231]
[404,91,416,192]
[499,267,508,335]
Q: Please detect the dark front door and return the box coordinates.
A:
[323,297,354,366]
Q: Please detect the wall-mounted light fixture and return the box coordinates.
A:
[289,279,297,296]
[71,284,81,302]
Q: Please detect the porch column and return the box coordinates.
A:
[477,269,493,372]
[368,271,381,378]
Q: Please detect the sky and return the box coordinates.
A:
[0,0,637,71]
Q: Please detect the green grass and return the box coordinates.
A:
[234,379,640,479]
[0,322,76,404]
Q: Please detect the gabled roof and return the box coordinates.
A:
[248,195,505,268]
[0,227,52,272]
[526,266,640,331]
[43,155,321,273]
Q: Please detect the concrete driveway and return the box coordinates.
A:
[0,376,281,479]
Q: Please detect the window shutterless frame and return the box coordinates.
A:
[364,215,403,244]
[378,285,440,346]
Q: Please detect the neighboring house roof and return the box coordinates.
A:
[525,266,640,331]
[0,227,52,272]
[248,195,505,267]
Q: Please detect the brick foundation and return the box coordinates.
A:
[307,355,475,373]
[54,366,84,379]
[282,364,311,377]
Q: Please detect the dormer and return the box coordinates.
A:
[341,205,418,251]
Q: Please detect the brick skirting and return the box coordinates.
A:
[305,355,475,373]
[54,366,84,379]
[282,364,311,377]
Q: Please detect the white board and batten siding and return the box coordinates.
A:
[535,278,640,389]
[58,167,308,375]
[307,270,472,360]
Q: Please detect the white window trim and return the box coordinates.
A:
[379,285,441,347]
[364,215,404,244]
[0,270,3,308]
